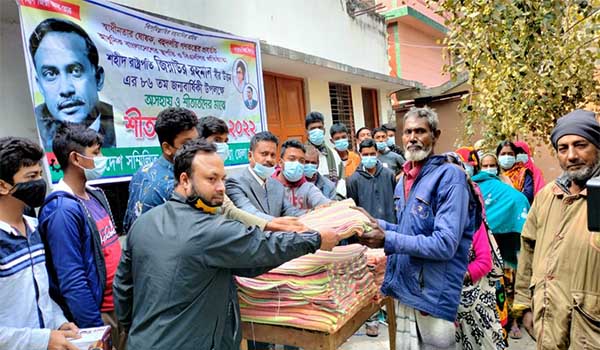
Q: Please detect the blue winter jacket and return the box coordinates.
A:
[378,155,481,322]
[38,181,111,328]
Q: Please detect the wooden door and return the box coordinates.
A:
[361,88,380,131]
[263,72,306,144]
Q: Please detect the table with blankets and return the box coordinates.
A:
[236,200,388,333]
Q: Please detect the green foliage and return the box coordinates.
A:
[430,0,600,148]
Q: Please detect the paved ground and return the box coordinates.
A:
[337,323,536,350]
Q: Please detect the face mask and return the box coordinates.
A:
[334,139,349,152]
[516,154,529,164]
[9,179,47,208]
[376,142,387,151]
[386,138,395,147]
[303,164,318,178]
[283,161,304,182]
[308,129,324,146]
[463,163,474,177]
[185,184,220,214]
[215,143,230,161]
[78,154,107,181]
[361,156,377,169]
[482,167,498,176]
[253,162,275,180]
[498,155,516,170]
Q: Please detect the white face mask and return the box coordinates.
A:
[77,154,107,181]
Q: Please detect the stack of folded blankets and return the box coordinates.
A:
[237,244,378,333]
[365,248,387,303]
[299,198,372,240]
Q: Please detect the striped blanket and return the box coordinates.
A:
[237,244,378,332]
[299,199,372,239]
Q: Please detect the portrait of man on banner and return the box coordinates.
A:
[244,85,258,110]
[29,18,116,150]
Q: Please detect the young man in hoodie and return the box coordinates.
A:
[273,139,331,210]
[38,124,124,348]
[373,127,405,176]
[347,138,397,224]
[0,136,80,350]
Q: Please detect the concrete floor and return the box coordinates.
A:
[337,323,536,350]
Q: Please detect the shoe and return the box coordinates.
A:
[366,323,379,337]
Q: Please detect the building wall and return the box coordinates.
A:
[113,0,390,75]
[397,20,448,87]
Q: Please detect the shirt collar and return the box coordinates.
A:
[403,161,424,180]
[0,215,38,237]
[248,166,266,187]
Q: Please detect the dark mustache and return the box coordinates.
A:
[58,98,85,110]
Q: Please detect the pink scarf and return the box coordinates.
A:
[514,141,546,194]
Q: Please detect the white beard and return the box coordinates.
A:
[404,146,432,162]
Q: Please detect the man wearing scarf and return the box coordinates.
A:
[514,109,600,349]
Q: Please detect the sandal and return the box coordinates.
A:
[365,323,379,337]
[509,324,523,339]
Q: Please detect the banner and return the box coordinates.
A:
[16,0,266,183]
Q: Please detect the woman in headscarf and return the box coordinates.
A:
[480,153,513,187]
[496,141,535,204]
[457,146,532,341]
[453,148,508,349]
[513,141,546,195]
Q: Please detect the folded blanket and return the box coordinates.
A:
[299,199,372,239]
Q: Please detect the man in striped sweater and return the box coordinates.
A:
[0,137,79,350]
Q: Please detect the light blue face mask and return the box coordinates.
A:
[308,129,325,146]
[498,155,516,170]
[253,162,275,180]
[516,154,529,164]
[303,163,318,178]
[215,142,229,161]
[78,154,107,181]
[361,155,377,169]
[386,138,395,147]
[463,163,474,177]
[482,167,498,176]
[283,161,304,182]
[376,142,387,151]
[334,138,349,152]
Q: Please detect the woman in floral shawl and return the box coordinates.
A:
[513,141,546,195]
[495,141,534,204]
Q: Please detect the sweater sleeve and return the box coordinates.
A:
[522,172,534,204]
[0,327,50,350]
[222,194,268,230]
[467,223,492,283]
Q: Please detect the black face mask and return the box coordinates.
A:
[10,179,47,208]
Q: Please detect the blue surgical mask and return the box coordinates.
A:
[334,138,349,152]
[215,142,229,161]
[283,161,304,182]
[78,154,107,181]
[253,162,275,180]
[376,142,387,151]
[482,167,498,176]
[386,138,395,147]
[308,129,325,146]
[498,155,516,170]
[464,163,474,177]
[361,156,377,169]
[516,154,529,164]
[304,164,318,178]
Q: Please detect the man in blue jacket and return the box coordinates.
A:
[358,107,481,349]
[38,124,124,348]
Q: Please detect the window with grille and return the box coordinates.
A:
[329,82,356,147]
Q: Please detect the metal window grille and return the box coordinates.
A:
[329,82,356,147]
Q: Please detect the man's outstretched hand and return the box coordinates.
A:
[350,206,380,230]
[265,216,308,233]
[358,227,385,248]
[318,228,340,251]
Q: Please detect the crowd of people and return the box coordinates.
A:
[0,106,598,350]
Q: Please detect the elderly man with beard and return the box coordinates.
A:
[514,110,600,349]
[357,106,481,349]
